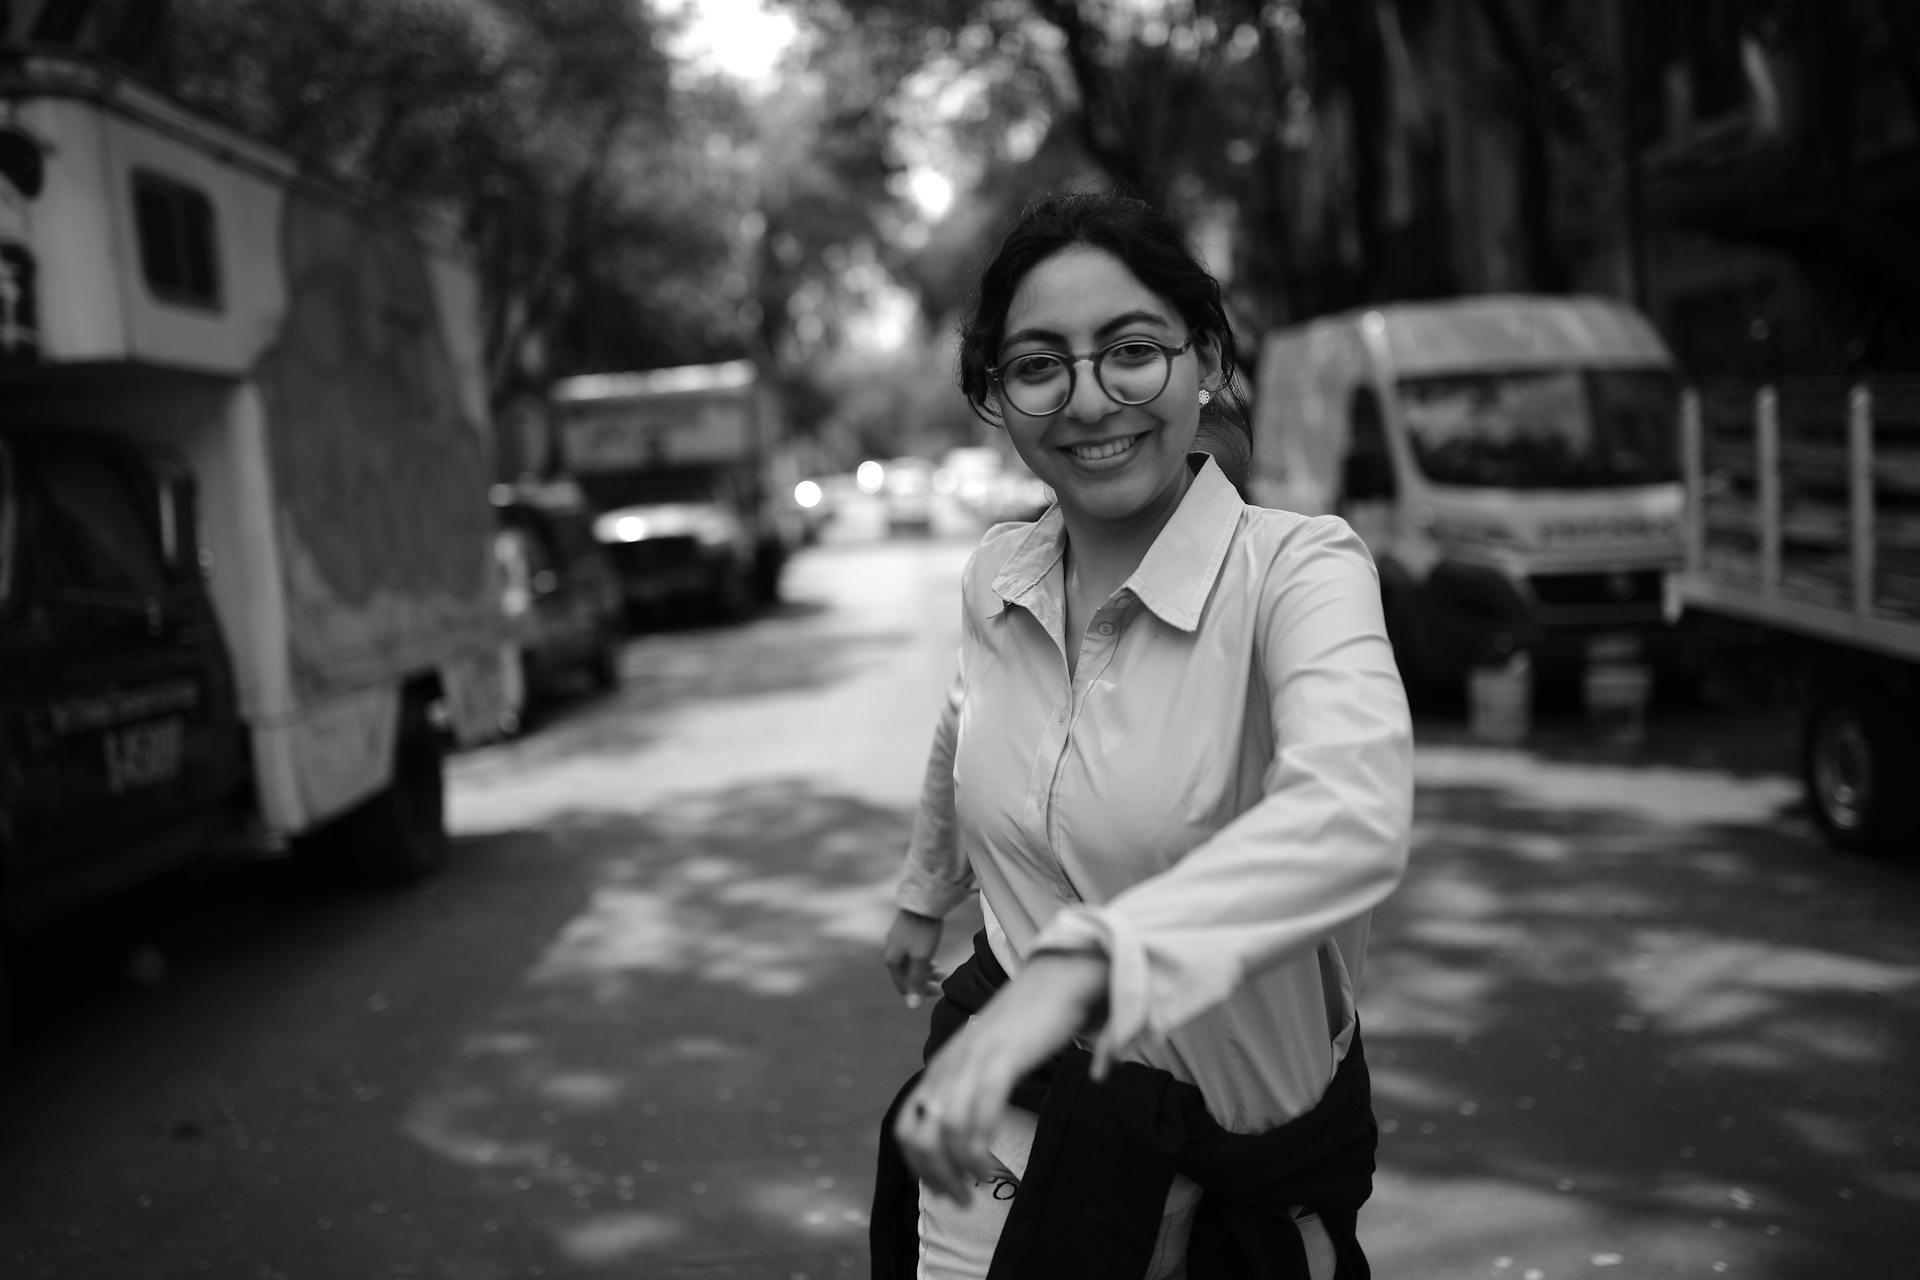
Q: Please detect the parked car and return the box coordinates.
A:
[492,477,625,704]
[881,456,938,535]
[981,469,1054,524]
[791,476,833,544]
[939,445,1007,517]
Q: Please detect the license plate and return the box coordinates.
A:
[103,716,186,793]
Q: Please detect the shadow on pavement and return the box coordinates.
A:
[0,777,966,1280]
[387,778,969,1279]
[1368,742,1920,1279]
[460,621,920,774]
[16,685,1906,1278]
[1412,691,1806,783]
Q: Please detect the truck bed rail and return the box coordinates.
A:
[1680,378,1920,661]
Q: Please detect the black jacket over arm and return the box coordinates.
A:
[871,930,1378,1280]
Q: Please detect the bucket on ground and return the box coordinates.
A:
[1582,634,1651,746]
[1468,653,1532,745]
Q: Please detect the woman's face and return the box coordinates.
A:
[994,246,1217,529]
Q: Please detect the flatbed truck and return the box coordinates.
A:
[1675,378,1920,856]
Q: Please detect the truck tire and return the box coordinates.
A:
[587,626,622,691]
[1801,692,1920,859]
[713,564,755,622]
[299,692,448,885]
[754,541,786,605]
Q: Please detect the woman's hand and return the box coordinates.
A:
[883,909,945,1009]
[894,950,1110,1206]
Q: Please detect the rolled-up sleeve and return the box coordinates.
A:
[895,664,976,918]
[1032,517,1413,1056]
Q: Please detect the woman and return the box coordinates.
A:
[872,190,1413,1280]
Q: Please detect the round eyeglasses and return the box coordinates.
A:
[989,336,1194,418]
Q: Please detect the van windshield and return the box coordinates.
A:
[579,465,733,512]
[1398,369,1679,488]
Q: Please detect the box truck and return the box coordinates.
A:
[0,47,517,973]
[550,360,805,620]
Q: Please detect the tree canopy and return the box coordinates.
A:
[113,0,1908,459]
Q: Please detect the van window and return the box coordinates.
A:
[132,171,222,310]
[1398,369,1680,488]
[34,450,170,599]
[579,464,727,511]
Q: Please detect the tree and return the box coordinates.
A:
[775,1,1377,336]
[155,0,752,407]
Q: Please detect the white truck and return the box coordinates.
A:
[0,44,517,934]
[1676,379,1920,857]
[1251,295,1687,697]
[550,360,805,620]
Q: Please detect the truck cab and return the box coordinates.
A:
[551,360,801,622]
[0,429,250,936]
[1,46,515,940]
[1252,295,1685,692]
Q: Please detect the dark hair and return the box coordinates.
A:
[956,189,1252,491]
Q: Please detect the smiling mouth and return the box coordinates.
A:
[1064,433,1145,462]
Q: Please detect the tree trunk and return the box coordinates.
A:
[1469,0,1568,291]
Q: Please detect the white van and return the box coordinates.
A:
[1250,295,1684,690]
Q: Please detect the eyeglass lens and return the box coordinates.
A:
[1000,343,1173,416]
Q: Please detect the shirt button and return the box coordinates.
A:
[1096,622,1115,636]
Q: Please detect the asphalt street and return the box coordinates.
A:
[1,498,1915,1279]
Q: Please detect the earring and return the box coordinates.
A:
[1198,388,1213,407]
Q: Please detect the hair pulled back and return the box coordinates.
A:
[956,189,1252,490]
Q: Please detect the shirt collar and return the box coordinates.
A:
[987,454,1244,633]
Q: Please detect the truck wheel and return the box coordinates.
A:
[300,693,449,885]
[713,565,754,622]
[587,627,622,691]
[753,543,786,605]
[359,694,448,881]
[1801,694,1919,859]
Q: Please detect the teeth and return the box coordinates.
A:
[1068,435,1140,461]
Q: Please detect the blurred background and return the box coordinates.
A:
[1,2,1917,1278]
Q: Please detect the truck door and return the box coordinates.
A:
[0,434,246,924]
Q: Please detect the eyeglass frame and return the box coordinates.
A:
[987,334,1197,418]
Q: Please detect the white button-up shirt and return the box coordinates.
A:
[898,456,1413,1132]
